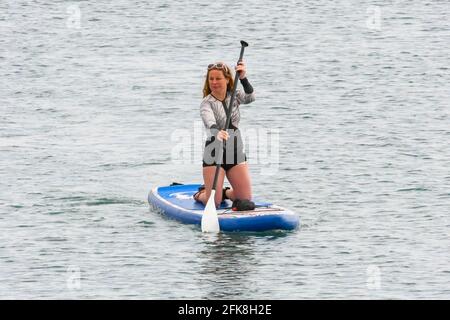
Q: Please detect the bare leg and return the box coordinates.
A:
[197,166,226,207]
[225,162,252,201]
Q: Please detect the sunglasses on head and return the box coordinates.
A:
[207,63,228,72]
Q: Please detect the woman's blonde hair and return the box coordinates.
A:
[202,62,234,98]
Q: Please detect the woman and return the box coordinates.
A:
[193,61,255,208]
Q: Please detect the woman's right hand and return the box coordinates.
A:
[217,130,229,141]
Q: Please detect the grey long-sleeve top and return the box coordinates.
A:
[200,78,255,134]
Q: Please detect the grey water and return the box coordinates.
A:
[1,0,449,299]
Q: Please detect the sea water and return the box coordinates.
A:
[0,0,449,299]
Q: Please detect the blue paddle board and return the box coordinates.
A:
[148,184,300,232]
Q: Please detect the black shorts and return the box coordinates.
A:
[202,129,246,172]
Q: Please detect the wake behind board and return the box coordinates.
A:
[148,184,300,232]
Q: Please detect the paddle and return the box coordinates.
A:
[201,40,249,233]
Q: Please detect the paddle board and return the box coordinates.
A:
[148,184,300,232]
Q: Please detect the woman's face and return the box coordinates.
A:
[208,69,228,94]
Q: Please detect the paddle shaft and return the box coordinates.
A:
[211,41,248,192]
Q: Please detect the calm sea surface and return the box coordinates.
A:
[1,0,449,299]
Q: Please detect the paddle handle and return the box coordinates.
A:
[224,40,248,128]
[211,41,248,192]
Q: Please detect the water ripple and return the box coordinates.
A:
[1,0,449,300]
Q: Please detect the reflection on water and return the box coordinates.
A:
[198,233,256,299]
[197,231,290,299]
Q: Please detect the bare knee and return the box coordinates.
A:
[234,190,252,201]
[214,193,223,208]
[202,190,223,208]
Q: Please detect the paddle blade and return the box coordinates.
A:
[201,190,220,233]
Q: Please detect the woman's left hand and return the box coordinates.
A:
[235,61,247,79]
